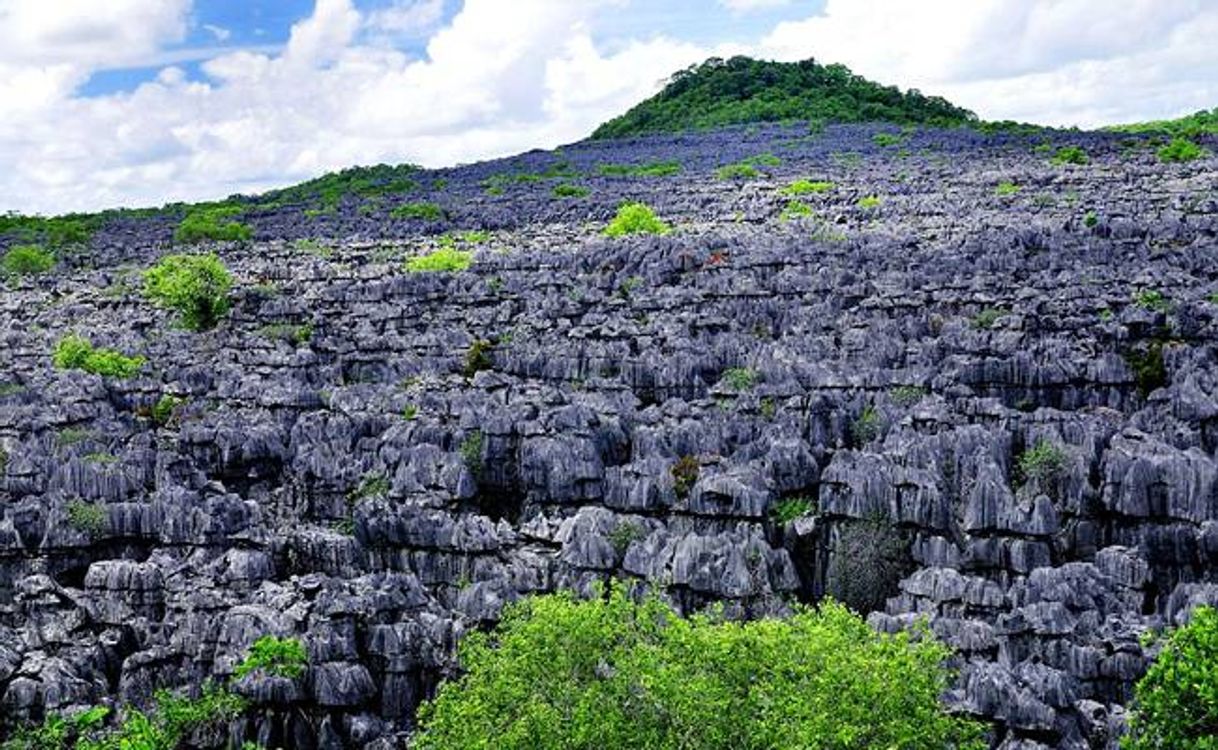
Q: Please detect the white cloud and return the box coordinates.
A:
[202,24,231,43]
[760,0,1218,125]
[719,0,792,13]
[1,0,1216,214]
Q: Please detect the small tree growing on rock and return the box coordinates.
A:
[1124,606,1218,749]
[143,253,234,331]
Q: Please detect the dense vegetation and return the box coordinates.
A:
[1124,607,1218,749]
[143,253,234,331]
[52,335,144,379]
[1108,107,1218,137]
[592,56,977,140]
[413,582,985,749]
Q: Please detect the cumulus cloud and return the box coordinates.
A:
[760,0,1218,125]
[0,0,1215,213]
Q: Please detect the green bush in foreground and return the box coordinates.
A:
[406,246,473,273]
[143,253,233,330]
[1052,145,1090,165]
[604,202,671,237]
[2,244,55,277]
[52,335,144,378]
[174,207,252,244]
[1124,606,1218,749]
[414,582,985,750]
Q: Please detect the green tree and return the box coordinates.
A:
[414,582,985,750]
[1124,606,1218,749]
[143,253,234,330]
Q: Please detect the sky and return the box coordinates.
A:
[1,0,1216,214]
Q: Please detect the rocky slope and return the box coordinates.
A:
[2,123,1217,749]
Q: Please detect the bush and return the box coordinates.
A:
[1018,439,1068,485]
[994,181,1021,196]
[721,367,757,390]
[781,179,834,196]
[52,335,145,378]
[671,455,699,499]
[552,183,590,198]
[406,246,472,273]
[772,496,814,525]
[464,339,493,376]
[1157,137,1206,163]
[174,207,252,244]
[604,202,671,237]
[1,244,55,277]
[392,201,446,221]
[413,581,985,750]
[1052,145,1090,165]
[857,195,882,209]
[143,253,234,330]
[825,516,913,615]
[152,394,184,425]
[460,430,485,477]
[597,161,682,178]
[66,501,107,537]
[234,635,308,680]
[715,162,761,180]
[1124,606,1218,749]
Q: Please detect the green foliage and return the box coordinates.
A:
[348,472,390,504]
[152,395,184,426]
[174,207,252,244]
[1157,137,1206,163]
[1125,341,1168,398]
[1133,289,1171,312]
[721,367,757,390]
[460,430,485,477]
[1084,211,1099,228]
[781,179,834,196]
[715,162,760,180]
[850,405,882,444]
[402,404,419,421]
[856,195,882,209]
[464,339,493,377]
[413,581,985,750]
[66,501,107,537]
[671,455,699,499]
[0,212,101,249]
[392,201,446,221]
[234,635,308,680]
[293,238,334,258]
[597,160,682,178]
[994,181,1021,196]
[552,183,590,198]
[52,335,144,379]
[260,163,420,214]
[592,55,977,139]
[972,307,1006,329]
[2,684,244,750]
[607,520,645,554]
[258,322,313,345]
[891,385,928,406]
[406,246,472,273]
[1051,145,1090,165]
[604,202,671,237]
[1124,606,1218,749]
[2,244,55,277]
[143,253,234,330]
[1107,107,1218,137]
[872,131,904,147]
[772,497,814,525]
[780,200,814,221]
[1018,440,1068,486]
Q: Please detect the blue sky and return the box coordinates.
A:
[0,0,1214,213]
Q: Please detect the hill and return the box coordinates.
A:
[591,55,978,140]
[1107,106,1218,136]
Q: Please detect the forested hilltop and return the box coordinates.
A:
[592,56,979,139]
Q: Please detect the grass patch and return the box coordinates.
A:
[781,179,834,196]
[406,246,473,273]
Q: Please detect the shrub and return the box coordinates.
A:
[607,520,645,554]
[66,501,107,537]
[174,207,252,244]
[671,455,699,499]
[972,307,1006,329]
[143,253,234,330]
[348,472,390,504]
[597,161,682,178]
[233,635,308,680]
[1052,145,1090,165]
[464,339,493,376]
[1124,606,1218,749]
[891,385,928,406]
[721,367,757,390]
[406,247,472,273]
[604,203,671,238]
[1125,341,1168,398]
[772,496,814,525]
[460,430,485,477]
[825,516,913,614]
[392,201,446,221]
[413,581,985,750]
[1018,439,1068,486]
[152,395,184,426]
[715,162,761,180]
[857,195,882,209]
[1,244,55,277]
[850,405,882,444]
[1156,137,1206,163]
[872,132,904,147]
[781,179,834,196]
[52,335,145,378]
[552,183,590,198]
[994,181,1021,196]
[1133,289,1170,311]
[780,200,814,221]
